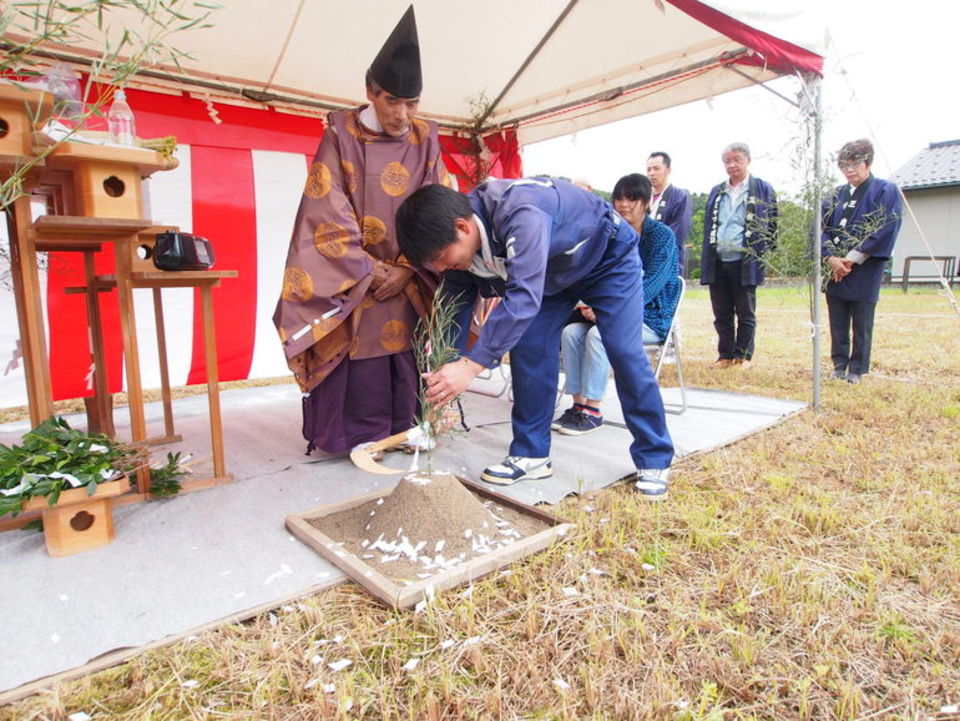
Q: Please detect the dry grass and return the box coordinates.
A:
[3,286,960,721]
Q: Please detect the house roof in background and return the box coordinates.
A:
[895,139,960,190]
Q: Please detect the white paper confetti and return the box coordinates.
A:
[323,683,336,693]
[553,678,570,691]
[262,564,293,586]
[402,658,420,672]
[562,587,579,596]
[641,563,656,572]
[311,654,323,665]
[68,713,92,721]
[328,659,353,672]
[440,639,456,650]
[181,679,199,688]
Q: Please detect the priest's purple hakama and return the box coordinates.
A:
[273,109,451,452]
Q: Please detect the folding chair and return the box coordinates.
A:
[644,276,687,414]
[466,296,512,398]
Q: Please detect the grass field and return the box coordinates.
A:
[3,286,959,720]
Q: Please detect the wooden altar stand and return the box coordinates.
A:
[1,82,236,536]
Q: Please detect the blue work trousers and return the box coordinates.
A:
[508,216,674,469]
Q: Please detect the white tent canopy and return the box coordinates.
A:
[5,0,824,144]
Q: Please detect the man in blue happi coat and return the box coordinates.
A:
[646,152,692,275]
[821,138,902,384]
[395,179,674,500]
[700,142,778,369]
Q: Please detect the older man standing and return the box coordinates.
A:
[646,151,691,275]
[273,5,452,455]
[700,142,778,369]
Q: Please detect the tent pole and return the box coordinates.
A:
[810,74,823,409]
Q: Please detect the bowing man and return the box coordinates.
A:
[821,138,903,384]
[395,179,675,500]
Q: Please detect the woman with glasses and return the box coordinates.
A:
[821,139,903,384]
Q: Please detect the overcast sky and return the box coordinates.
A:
[521,1,958,197]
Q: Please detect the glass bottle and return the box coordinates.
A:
[45,62,83,124]
[107,89,137,146]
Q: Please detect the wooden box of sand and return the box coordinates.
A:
[286,470,572,609]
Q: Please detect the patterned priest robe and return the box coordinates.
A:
[273,107,452,453]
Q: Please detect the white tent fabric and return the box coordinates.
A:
[6,0,824,145]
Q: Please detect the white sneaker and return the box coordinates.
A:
[481,456,553,485]
[635,467,669,500]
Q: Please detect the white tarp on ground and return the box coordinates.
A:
[0,379,805,699]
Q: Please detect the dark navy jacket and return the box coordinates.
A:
[821,176,902,303]
[700,176,778,287]
[652,185,692,271]
[442,178,626,369]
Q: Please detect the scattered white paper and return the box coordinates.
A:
[68,713,92,721]
[553,678,571,691]
[262,564,293,586]
[402,658,420,671]
[310,654,323,666]
[641,563,656,572]
[268,613,278,627]
[414,599,427,613]
[562,587,579,596]
[304,678,319,690]
[440,639,456,650]
[463,636,482,647]
[328,659,353,672]
[181,680,199,688]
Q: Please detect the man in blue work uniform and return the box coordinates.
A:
[395,179,674,500]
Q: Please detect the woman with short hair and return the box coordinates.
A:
[821,138,903,384]
[555,173,680,435]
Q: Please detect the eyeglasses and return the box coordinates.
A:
[838,160,866,170]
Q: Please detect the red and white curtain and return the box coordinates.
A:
[0,87,522,410]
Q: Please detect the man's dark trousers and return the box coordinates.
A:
[709,258,757,361]
[507,214,674,471]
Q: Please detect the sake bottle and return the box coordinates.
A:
[107,89,137,146]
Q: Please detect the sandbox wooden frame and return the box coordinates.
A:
[285,477,573,610]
